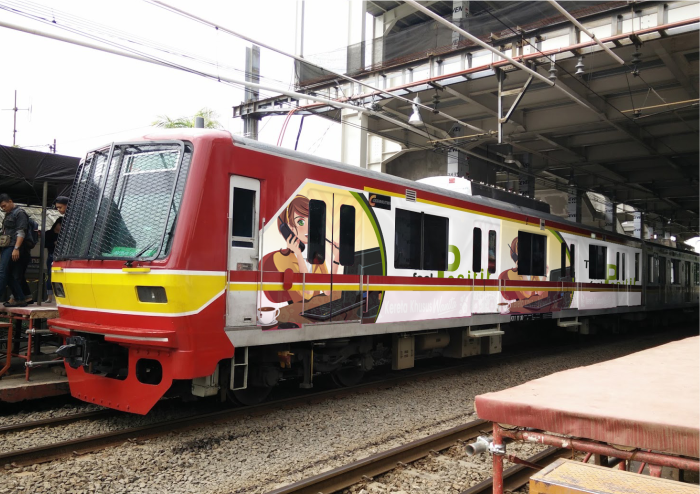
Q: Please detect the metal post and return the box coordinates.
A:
[497,69,504,144]
[492,423,504,494]
[37,181,48,307]
[243,45,260,140]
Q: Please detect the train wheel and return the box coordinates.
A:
[330,366,365,387]
[227,386,273,406]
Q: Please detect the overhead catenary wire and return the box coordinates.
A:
[148,0,491,135]
[0,0,293,89]
[1,4,692,231]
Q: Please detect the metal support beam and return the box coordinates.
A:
[243,45,260,140]
[502,75,533,124]
[404,0,555,87]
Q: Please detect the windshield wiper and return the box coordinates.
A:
[133,239,158,259]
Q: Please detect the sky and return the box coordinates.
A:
[0,0,352,159]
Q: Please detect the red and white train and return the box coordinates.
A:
[51,130,699,414]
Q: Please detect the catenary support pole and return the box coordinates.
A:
[37,181,48,307]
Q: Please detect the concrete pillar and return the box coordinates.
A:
[519,153,533,198]
[243,45,260,140]
[567,184,581,223]
[447,124,468,177]
[346,0,367,74]
[633,211,643,239]
[295,0,304,58]
[604,201,617,232]
[451,1,469,49]
[341,109,368,168]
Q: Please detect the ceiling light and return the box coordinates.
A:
[408,95,423,126]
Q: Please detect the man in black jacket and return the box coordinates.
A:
[44,196,68,303]
[0,193,31,307]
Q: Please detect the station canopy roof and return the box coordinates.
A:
[0,144,79,206]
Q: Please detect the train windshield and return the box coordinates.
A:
[55,141,192,261]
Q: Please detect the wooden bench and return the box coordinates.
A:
[530,458,698,494]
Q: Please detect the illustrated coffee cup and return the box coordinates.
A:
[258,306,280,325]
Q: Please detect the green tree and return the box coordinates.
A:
[152,108,222,129]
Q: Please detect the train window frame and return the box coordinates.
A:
[338,205,356,266]
[487,230,497,274]
[621,253,626,282]
[570,244,575,280]
[659,256,667,285]
[394,208,422,270]
[635,253,640,282]
[307,199,326,265]
[685,261,691,287]
[518,231,547,277]
[695,263,699,285]
[472,227,482,273]
[671,259,680,285]
[560,243,567,277]
[394,208,449,271]
[647,254,657,284]
[615,252,620,281]
[231,187,256,248]
[423,214,449,271]
[589,244,607,280]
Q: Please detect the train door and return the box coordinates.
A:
[227,176,261,326]
[299,193,378,324]
[330,198,362,324]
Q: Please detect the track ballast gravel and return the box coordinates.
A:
[0,328,692,494]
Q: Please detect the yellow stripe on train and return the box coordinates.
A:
[51,270,226,314]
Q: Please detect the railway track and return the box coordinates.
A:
[0,359,493,467]
[0,336,623,467]
[264,419,567,494]
[0,409,115,435]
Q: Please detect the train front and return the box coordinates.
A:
[50,134,233,414]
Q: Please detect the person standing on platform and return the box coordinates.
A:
[44,196,68,303]
[0,193,31,307]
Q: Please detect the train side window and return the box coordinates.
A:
[695,263,699,285]
[338,205,356,267]
[472,228,482,272]
[307,199,326,265]
[231,187,256,248]
[570,244,575,279]
[589,245,607,280]
[423,214,449,271]
[560,243,567,277]
[647,255,656,283]
[487,230,497,274]
[394,208,422,269]
[635,253,640,282]
[621,253,626,281]
[671,259,680,285]
[615,252,620,280]
[518,231,546,276]
[659,257,667,284]
[685,261,691,286]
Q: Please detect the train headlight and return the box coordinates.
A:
[52,282,65,298]
[136,286,168,303]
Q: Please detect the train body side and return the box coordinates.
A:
[50,131,699,413]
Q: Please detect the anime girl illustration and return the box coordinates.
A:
[498,236,545,301]
[262,195,340,304]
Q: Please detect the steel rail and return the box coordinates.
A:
[265,420,490,494]
[461,447,568,494]
[0,409,115,435]
[0,360,493,467]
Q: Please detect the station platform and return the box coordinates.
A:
[0,367,68,402]
[0,304,68,402]
[475,336,700,493]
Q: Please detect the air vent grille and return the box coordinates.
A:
[406,189,417,202]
